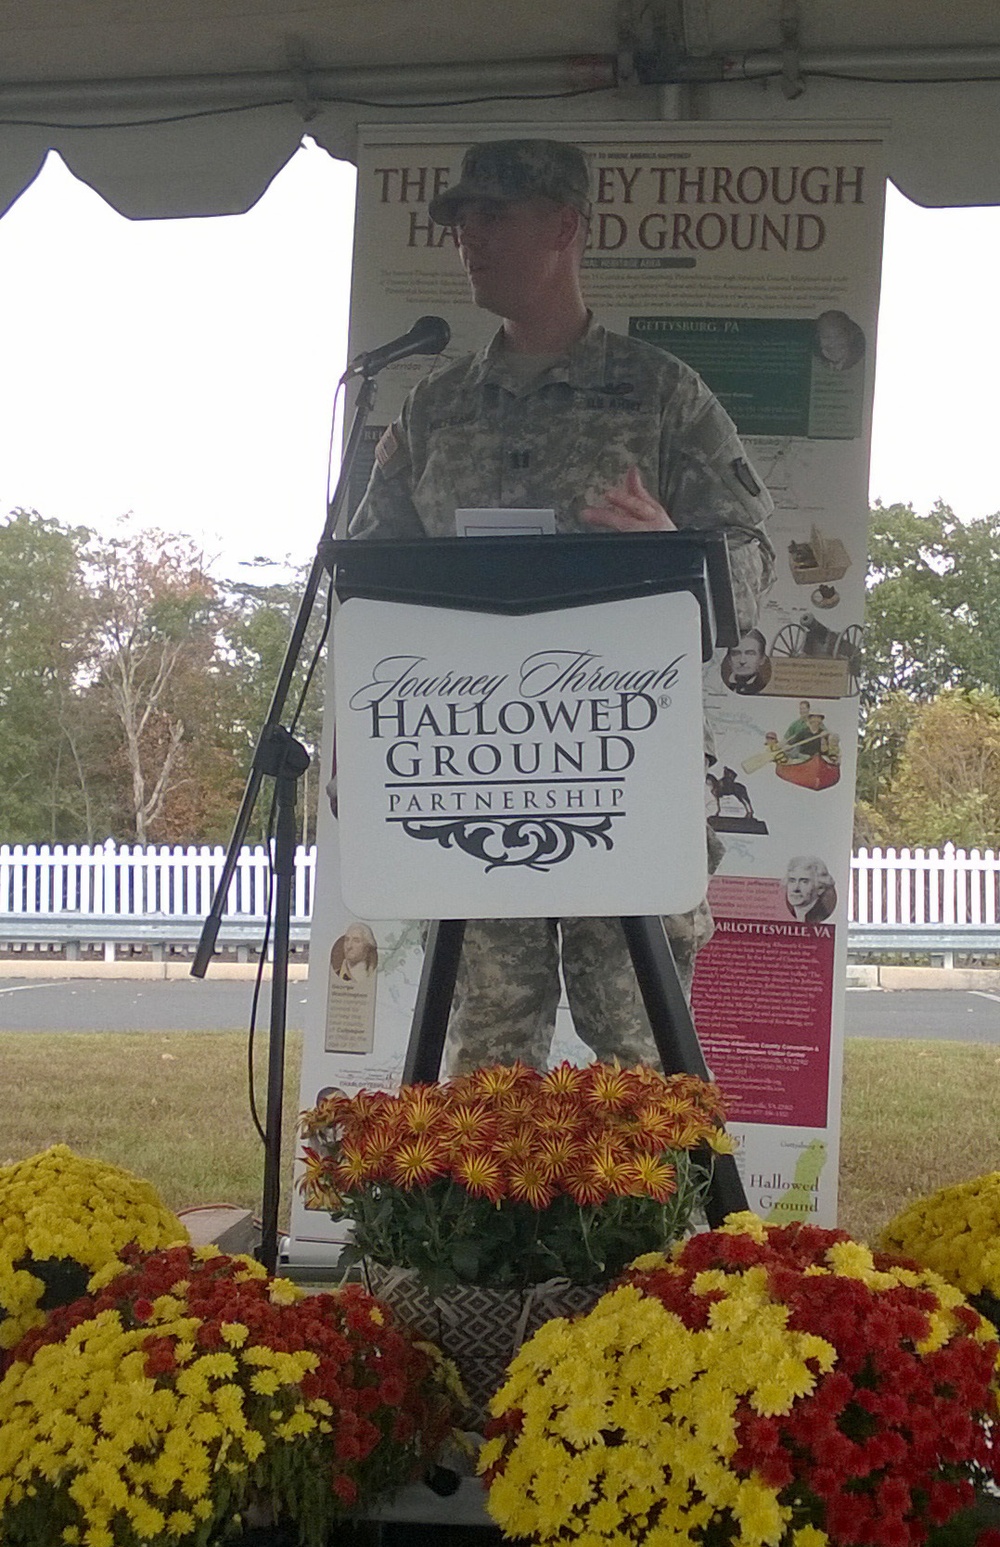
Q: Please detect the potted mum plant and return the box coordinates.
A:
[0,1242,464,1547]
[0,1145,188,1361]
[882,1172,1000,1334]
[481,1213,1000,1547]
[300,1059,730,1422]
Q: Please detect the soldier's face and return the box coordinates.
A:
[455,196,568,318]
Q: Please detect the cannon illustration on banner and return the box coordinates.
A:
[769,611,863,698]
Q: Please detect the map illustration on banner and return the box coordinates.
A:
[287,122,885,1260]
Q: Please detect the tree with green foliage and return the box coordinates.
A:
[863,500,1000,706]
[854,691,920,845]
[857,500,1000,846]
[219,566,327,845]
[0,511,95,843]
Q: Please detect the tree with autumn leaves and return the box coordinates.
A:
[0,509,324,846]
[858,501,1000,849]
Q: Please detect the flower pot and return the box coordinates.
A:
[363,1262,600,1429]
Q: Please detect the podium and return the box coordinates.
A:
[326,531,749,1224]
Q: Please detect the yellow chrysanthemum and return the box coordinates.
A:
[267,1277,301,1306]
[882,1172,1000,1298]
[0,1147,188,1347]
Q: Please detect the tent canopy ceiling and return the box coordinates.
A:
[1,0,998,216]
[3,0,998,78]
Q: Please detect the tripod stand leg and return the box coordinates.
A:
[620,916,708,1078]
[402,920,467,1084]
[620,915,748,1226]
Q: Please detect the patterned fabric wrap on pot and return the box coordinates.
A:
[364,1261,601,1429]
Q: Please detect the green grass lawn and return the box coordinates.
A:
[0,1030,306,1230]
[837,1037,1000,1243]
[1,1030,998,1246]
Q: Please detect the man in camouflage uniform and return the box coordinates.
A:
[350,138,774,1074]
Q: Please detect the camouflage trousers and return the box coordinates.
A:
[443,901,715,1077]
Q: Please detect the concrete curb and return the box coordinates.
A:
[846,964,1000,990]
[0,959,309,981]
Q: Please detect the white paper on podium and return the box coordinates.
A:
[333,591,707,919]
[455,507,556,537]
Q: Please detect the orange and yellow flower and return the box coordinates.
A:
[452,1149,506,1204]
[465,1062,538,1100]
[440,1102,491,1142]
[581,1138,634,1198]
[355,1121,397,1178]
[563,1166,609,1207]
[534,1134,585,1183]
[334,1139,374,1189]
[390,1136,447,1188]
[625,1153,677,1204]
[398,1086,445,1136]
[507,1160,556,1210]
[584,1062,633,1113]
[494,1126,535,1166]
[542,1061,588,1098]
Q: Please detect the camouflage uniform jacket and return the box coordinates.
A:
[349,315,775,630]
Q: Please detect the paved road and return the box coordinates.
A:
[1,978,1000,1042]
[0,978,311,1033]
[845,986,1000,1042]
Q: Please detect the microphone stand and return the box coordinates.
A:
[192,373,378,1275]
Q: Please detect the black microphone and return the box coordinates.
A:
[343,316,450,380]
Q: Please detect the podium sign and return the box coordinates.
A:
[334,591,707,920]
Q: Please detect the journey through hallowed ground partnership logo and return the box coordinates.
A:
[346,647,684,873]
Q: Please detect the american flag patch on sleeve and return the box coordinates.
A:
[374,424,401,469]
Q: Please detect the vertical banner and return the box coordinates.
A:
[287,122,883,1260]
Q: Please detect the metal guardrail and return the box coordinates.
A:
[0,914,311,963]
[847,925,1000,968]
[3,914,1000,967]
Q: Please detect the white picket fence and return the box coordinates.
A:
[850,844,1000,928]
[0,840,997,930]
[0,841,317,922]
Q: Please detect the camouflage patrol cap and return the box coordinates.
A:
[428,139,592,224]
